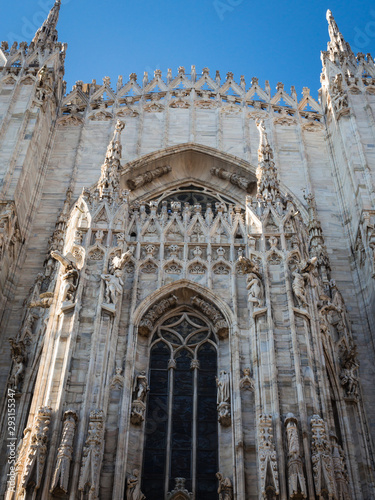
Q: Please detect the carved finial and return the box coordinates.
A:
[255,120,280,202]
[191,65,196,82]
[97,120,125,199]
[143,72,148,88]
[303,190,330,269]
[31,0,61,48]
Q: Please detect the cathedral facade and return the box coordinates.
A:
[0,2,375,499]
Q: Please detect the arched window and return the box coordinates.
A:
[150,184,238,215]
[142,312,218,499]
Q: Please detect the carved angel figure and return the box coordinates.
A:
[216,472,233,500]
[51,250,79,303]
[126,469,145,500]
[101,270,124,305]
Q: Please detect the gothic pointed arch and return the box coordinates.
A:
[132,281,231,500]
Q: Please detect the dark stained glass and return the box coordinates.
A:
[171,349,193,491]
[187,331,209,345]
[189,315,206,327]
[142,314,219,499]
[160,330,182,345]
[178,320,196,339]
[163,316,181,326]
[142,342,169,499]
[197,343,218,500]
[150,342,170,369]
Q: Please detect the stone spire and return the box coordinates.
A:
[98,120,125,198]
[32,0,61,48]
[256,120,280,202]
[326,9,355,64]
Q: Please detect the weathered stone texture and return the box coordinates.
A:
[0,5,375,500]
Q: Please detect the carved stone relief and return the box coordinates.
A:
[138,295,178,336]
[50,410,78,495]
[284,413,307,499]
[191,296,228,338]
[258,414,280,499]
[216,371,231,426]
[78,409,105,500]
[310,415,337,499]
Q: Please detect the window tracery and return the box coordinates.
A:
[142,312,218,499]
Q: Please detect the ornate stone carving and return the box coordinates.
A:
[310,415,337,499]
[210,167,255,193]
[98,119,125,200]
[330,74,349,118]
[216,472,233,500]
[78,409,105,500]
[167,477,193,499]
[165,262,183,274]
[284,413,307,499]
[51,250,79,305]
[216,371,231,426]
[29,291,54,309]
[339,342,359,397]
[292,268,308,309]
[170,99,190,109]
[101,271,124,306]
[239,368,255,391]
[304,192,330,270]
[189,263,206,274]
[256,120,281,202]
[191,296,228,338]
[110,366,124,389]
[131,371,149,425]
[246,273,264,308]
[330,434,351,500]
[35,65,54,103]
[126,469,146,500]
[101,250,133,312]
[140,262,158,274]
[139,295,178,336]
[258,414,280,498]
[20,406,52,495]
[213,264,230,275]
[50,410,78,495]
[127,165,171,191]
[237,255,261,276]
[8,339,26,393]
[0,201,21,265]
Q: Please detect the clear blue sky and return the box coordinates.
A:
[1,0,374,99]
